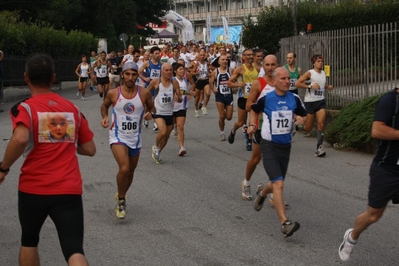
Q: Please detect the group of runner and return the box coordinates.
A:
[86,42,336,241]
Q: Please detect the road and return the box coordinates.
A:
[0,88,398,266]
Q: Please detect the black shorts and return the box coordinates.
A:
[304,99,326,114]
[153,114,173,126]
[289,89,298,95]
[252,130,262,145]
[237,97,247,110]
[260,140,291,182]
[79,77,88,83]
[368,163,399,208]
[18,191,85,261]
[196,79,209,90]
[215,93,234,106]
[173,109,187,118]
[97,76,110,85]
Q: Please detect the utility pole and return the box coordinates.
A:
[290,0,297,35]
[279,0,283,8]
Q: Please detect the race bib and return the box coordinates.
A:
[118,115,139,135]
[150,69,161,79]
[271,110,293,135]
[219,84,230,95]
[314,88,324,98]
[290,78,297,90]
[160,92,173,107]
[243,83,251,97]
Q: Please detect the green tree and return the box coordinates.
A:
[242,5,293,54]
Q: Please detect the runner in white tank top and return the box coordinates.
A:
[101,61,155,220]
[146,63,183,164]
[295,54,334,157]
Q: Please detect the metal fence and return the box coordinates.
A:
[278,22,399,109]
[2,56,80,87]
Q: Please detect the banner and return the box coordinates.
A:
[221,17,230,43]
[161,10,194,44]
[206,14,211,42]
[210,25,242,44]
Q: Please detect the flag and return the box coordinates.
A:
[206,14,211,43]
[222,16,230,43]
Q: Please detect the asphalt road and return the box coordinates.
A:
[0,88,398,266]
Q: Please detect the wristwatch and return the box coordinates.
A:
[0,162,10,173]
[308,84,312,89]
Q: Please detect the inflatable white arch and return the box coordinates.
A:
[161,10,194,44]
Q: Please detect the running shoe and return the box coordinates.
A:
[76,91,80,97]
[201,106,207,115]
[153,123,158,131]
[114,193,126,220]
[315,145,326,157]
[253,184,265,211]
[152,145,163,164]
[228,130,235,144]
[268,193,289,207]
[99,93,103,98]
[281,220,300,238]
[246,139,252,151]
[240,180,252,201]
[178,147,187,156]
[195,110,200,118]
[171,128,177,137]
[339,229,356,261]
[80,97,86,101]
[144,120,149,128]
[220,133,226,141]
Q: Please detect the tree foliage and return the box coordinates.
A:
[242,0,399,53]
[0,0,172,51]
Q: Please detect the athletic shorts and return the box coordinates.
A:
[196,79,209,90]
[97,76,110,85]
[109,73,121,82]
[368,163,399,208]
[304,99,326,114]
[215,93,234,106]
[18,191,84,261]
[110,143,141,157]
[260,140,291,182]
[79,77,88,83]
[252,130,262,145]
[173,109,187,118]
[153,114,173,126]
[237,97,247,110]
[289,89,298,95]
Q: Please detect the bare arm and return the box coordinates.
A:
[173,79,182,103]
[75,64,81,77]
[209,69,217,93]
[245,80,260,112]
[138,61,150,82]
[77,140,96,156]
[227,66,245,88]
[372,121,399,140]
[0,124,30,185]
[101,89,115,128]
[295,71,312,89]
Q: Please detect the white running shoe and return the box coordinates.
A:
[201,106,207,115]
[339,229,356,261]
[144,120,149,128]
[178,147,187,156]
[315,145,326,157]
[195,110,199,118]
[240,181,252,201]
[76,91,80,97]
[171,128,177,137]
[220,133,226,141]
[80,97,85,101]
[153,123,158,131]
[151,145,163,164]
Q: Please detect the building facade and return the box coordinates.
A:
[172,0,281,42]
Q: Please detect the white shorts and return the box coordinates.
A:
[109,73,121,82]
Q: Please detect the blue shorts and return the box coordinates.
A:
[215,93,234,106]
[111,143,141,157]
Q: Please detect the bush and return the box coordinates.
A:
[0,11,98,57]
[325,93,383,152]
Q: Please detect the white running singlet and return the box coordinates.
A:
[154,81,174,116]
[109,87,144,149]
[304,69,326,103]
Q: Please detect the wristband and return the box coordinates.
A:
[0,162,10,173]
